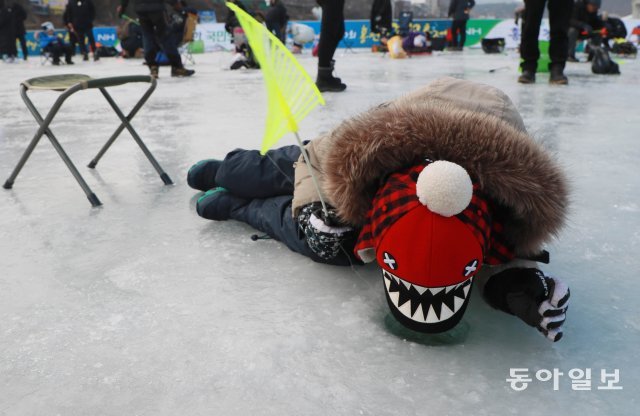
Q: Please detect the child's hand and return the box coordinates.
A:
[298,203,354,261]
[483,268,570,342]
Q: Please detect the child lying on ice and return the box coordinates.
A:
[187,77,571,341]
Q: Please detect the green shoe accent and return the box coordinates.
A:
[190,159,208,170]
[197,187,228,204]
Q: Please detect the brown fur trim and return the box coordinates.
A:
[322,102,569,256]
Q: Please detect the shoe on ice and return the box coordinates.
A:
[549,66,568,85]
[517,70,536,84]
[196,187,248,221]
[149,65,159,79]
[171,67,195,77]
[230,59,247,70]
[187,159,222,191]
[316,67,346,92]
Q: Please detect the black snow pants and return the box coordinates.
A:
[208,146,355,266]
[317,0,345,67]
[520,0,573,72]
[450,19,468,48]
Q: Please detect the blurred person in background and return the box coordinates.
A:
[289,22,315,54]
[117,17,143,57]
[448,0,475,51]
[65,0,99,61]
[568,0,604,61]
[117,0,194,78]
[265,0,288,44]
[37,21,74,65]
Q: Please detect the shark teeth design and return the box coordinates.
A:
[383,270,473,324]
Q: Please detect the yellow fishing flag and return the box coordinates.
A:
[226,2,325,155]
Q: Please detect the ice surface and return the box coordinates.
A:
[0,50,638,415]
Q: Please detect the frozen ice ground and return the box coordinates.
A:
[0,49,638,415]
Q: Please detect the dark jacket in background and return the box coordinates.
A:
[570,0,603,31]
[224,0,248,34]
[121,0,176,14]
[10,2,25,35]
[448,0,475,21]
[0,2,13,55]
[265,1,288,42]
[66,0,95,31]
[370,0,392,35]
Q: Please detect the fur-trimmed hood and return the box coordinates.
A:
[319,78,569,256]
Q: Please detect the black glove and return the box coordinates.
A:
[483,268,570,342]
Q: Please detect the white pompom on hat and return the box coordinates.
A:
[416,161,473,217]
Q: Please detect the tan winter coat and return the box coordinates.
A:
[292,77,569,257]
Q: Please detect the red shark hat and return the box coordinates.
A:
[355,161,490,333]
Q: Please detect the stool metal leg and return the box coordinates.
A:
[98,87,173,185]
[3,85,102,207]
[88,81,156,169]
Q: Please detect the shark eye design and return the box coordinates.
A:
[382,252,397,270]
[463,259,479,277]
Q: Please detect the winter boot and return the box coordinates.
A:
[330,59,342,83]
[187,159,223,191]
[517,69,536,84]
[171,67,195,77]
[316,67,346,92]
[93,51,100,61]
[549,65,568,85]
[83,53,89,61]
[196,187,247,221]
[149,65,159,79]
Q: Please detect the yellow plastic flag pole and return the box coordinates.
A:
[226,2,330,217]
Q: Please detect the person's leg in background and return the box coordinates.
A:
[86,26,99,61]
[547,0,572,84]
[63,42,74,63]
[49,42,63,64]
[567,26,579,61]
[76,30,89,60]
[459,20,468,49]
[450,19,461,48]
[519,0,545,83]
[316,0,346,92]
[137,12,161,78]
[17,33,27,60]
[68,31,78,56]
